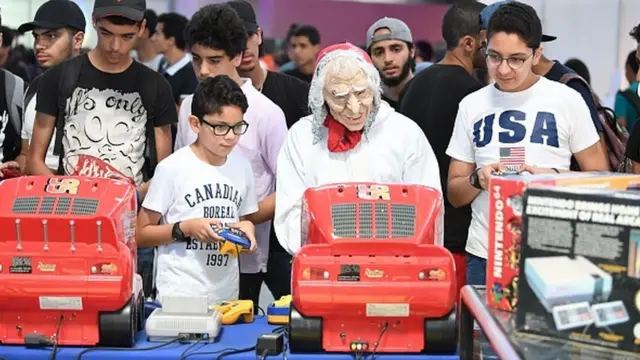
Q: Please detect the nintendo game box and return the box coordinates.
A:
[487,172,640,312]
[516,187,640,354]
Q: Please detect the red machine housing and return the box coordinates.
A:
[289,183,457,354]
[0,176,144,347]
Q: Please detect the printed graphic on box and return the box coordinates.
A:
[487,172,640,312]
[516,187,640,354]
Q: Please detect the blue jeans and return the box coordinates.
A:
[137,247,155,298]
[466,253,498,359]
[466,253,487,286]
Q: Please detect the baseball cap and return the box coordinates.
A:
[18,0,86,34]
[227,0,259,33]
[366,17,413,50]
[479,0,556,42]
[93,0,146,22]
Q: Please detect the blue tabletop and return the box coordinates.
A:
[0,316,457,360]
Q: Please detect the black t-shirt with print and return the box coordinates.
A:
[36,54,177,183]
[261,70,310,253]
[626,120,640,163]
[399,64,483,254]
[283,68,313,83]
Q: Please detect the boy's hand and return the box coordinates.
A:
[182,218,225,243]
[228,221,257,252]
[0,161,21,179]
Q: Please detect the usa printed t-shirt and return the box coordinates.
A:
[142,146,258,305]
[446,77,600,259]
[36,54,176,185]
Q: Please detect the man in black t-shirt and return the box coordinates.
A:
[228,0,310,300]
[283,25,320,83]
[26,0,177,299]
[399,2,487,295]
[366,17,415,110]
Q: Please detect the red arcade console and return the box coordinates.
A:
[289,184,457,355]
[0,176,144,347]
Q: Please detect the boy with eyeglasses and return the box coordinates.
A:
[446,1,608,286]
[136,75,258,305]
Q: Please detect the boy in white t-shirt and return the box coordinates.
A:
[137,75,258,305]
[445,1,609,286]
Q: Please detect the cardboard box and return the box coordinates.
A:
[517,187,640,353]
[487,172,640,312]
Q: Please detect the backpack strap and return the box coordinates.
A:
[24,74,42,110]
[617,89,640,120]
[3,69,24,136]
[136,64,158,182]
[53,55,84,175]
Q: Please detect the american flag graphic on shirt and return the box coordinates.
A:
[500,147,526,165]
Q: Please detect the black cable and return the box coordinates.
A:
[179,337,202,360]
[74,336,184,360]
[214,345,256,360]
[369,321,388,360]
[48,314,64,360]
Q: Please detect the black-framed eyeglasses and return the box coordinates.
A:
[485,51,534,70]
[200,118,249,136]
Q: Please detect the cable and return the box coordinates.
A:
[259,348,269,360]
[74,336,184,360]
[369,321,389,360]
[178,337,202,360]
[48,314,65,360]
[215,345,256,360]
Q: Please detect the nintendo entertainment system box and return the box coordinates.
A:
[516,186,640,354]
[487,172,640,312]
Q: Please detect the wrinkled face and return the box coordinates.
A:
[32,28,82,69]
[486,32,541,92]
[189,105,246,159]
[191,44,241,82]
[323,66,373,131]
[94,18,143,64]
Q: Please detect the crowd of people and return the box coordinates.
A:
[1,0,640,310]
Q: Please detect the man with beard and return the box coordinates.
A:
[18,0,86,173]
[366,17,415,110]
[399,1,487,297]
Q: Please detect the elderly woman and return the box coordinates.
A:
[274,42,442,255]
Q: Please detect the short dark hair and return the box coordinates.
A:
[441,2,487,50]
[414,40,434,61]
[192,75,248,120]
[1,26,13,48]
[565,58,591,85]
[289,25,320,45]
[144,10,158,36]
[487,1,542,50]
[184,4,247,59]
[630,24,640,43]
[101,15,141,27]
[626,51,639,74]
[158,12,188,50]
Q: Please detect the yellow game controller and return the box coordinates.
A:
[267,295,292,325]
[218,240,249,258]
[210,300,254,325]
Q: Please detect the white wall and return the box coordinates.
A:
[481,0,637,103]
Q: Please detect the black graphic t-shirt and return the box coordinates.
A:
[0,70,12,162]
[36,54,177,184]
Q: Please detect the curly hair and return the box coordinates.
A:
[191,75,248,119]
[184,4,247,59]
[630,24,640,43]
[487,1,542,49]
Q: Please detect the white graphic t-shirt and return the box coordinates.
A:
[35,54,176,184]
[446,77,600,259]
[142,146,258,305]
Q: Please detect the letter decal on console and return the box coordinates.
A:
[356,185,390,200]
[45,178,80,195]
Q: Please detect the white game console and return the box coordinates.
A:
[524,255,612,312]
[145,296,222,342]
